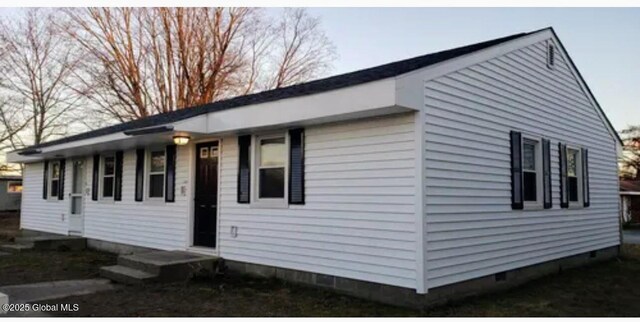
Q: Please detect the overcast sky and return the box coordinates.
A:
[301,7,640,133]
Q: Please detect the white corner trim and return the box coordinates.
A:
[414,109,427,294]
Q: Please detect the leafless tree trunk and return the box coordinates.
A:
[59,8,336,121]
[0,8,84,147]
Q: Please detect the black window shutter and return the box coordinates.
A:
[558,143,569,208]
[542,139,552,209]
[92,154,100,201]
[58,159,66,200]
[42,160,49,199]
[289,128,305,205]
[135,149,145,202]
[510,131,523,210]
[237,135,251,204]
[582,148,590,207]
[114,151,124,201]
[165,145,176,203]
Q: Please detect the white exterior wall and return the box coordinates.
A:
[82,146,192,250]
[218,113,418,289]
[21,146,192,250]
[423,39,620,288]
[20,162,71,235]
[20,113,418,289]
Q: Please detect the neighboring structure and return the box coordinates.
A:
[0,176,22,212]
[7,27,622,307]
[620,180,640,224]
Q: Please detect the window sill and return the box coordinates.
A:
[144,198,167,205]
[250,200,289,210]
[522,203,544,211]
[97,199,115,204]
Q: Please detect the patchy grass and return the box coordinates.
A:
[0,250,117,286]
[40,245,640,317]
[41,275,414,317]
[0,211,19,241]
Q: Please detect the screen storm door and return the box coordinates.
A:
[193,141,219,248]
[69,159,85,236]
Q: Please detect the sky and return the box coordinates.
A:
[0,7,637,133]
[299,8,640,133]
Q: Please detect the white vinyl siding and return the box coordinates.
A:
[218,113,418,289]
[423,39,620,288]
[20,162,70,235]
[83,147,190,250]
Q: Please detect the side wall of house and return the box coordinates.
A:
[21,163,71,234]
[20,146,192,250]
[218,112,418,289]
[422,39,620,288]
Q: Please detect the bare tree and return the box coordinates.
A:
[60,8,336,121]
[267,8,336,89]
[0,8,84,147]
[620,125,640,179]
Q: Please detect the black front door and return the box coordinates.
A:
[194,141,219,248]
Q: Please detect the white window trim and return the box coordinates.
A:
[522,136,544,210]
[100,154,116,201]
[250,133,289,209]
[566,145,584,209]
[48,160,61,201]
[146,147,166,201]
[7,181,22,194]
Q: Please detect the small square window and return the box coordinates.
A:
[7,181,22,193]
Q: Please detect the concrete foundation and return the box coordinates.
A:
[87,239,156,255]
[225,245,619,309]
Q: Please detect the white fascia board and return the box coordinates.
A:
[8,77,401,163]
[205,78,399,134]
[399,30,553,84]
[620,192,640,196]
[7,131,128,163]
[172,114,208,134]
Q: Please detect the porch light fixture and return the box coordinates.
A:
[173,135,190,146]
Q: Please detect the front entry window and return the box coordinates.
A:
[257,136,286,199]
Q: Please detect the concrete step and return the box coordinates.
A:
[0,243,34,253]
[15,235,86,251]
[99,265,158,285]
[117,251,218,282]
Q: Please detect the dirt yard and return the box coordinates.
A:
[0,212,117,286]
[35,245,640,317]
[0,211,20,241]
[0,250,117,286]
